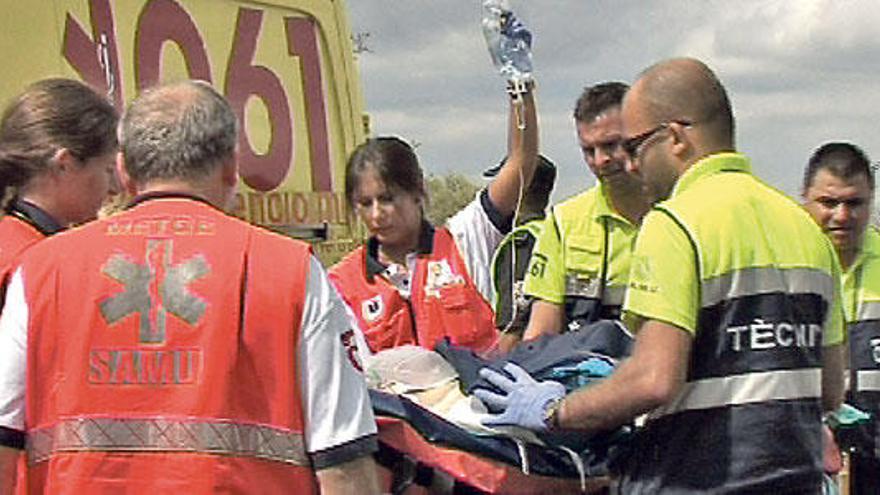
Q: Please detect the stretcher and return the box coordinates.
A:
[367,326,632,494]
[375,416,610,494]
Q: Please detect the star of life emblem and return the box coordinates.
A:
[100,239,209,344]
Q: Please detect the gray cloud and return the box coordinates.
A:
[349,1,880,202]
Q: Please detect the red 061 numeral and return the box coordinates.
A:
[63,0,333,192]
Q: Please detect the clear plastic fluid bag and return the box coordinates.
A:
[481,0,533,84]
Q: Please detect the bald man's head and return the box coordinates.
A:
[631,58,735,151]
[120,80,238,185]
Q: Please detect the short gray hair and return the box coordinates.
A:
[120,80,237,184]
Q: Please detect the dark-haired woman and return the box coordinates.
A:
[0,78,119,286]
[330,89,538,355]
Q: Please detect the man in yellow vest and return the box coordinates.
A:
[802,141,878,495]
[476,58,845,493]
[521,82,650,341]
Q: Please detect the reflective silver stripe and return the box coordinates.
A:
[565,275,601,298]
[857,301,880,321]
[27,417,308,466]
[701,267,833,308]
[649,368,822,419]
[564,276,625,305]
[856,370,880,392]
[604,286,626,306]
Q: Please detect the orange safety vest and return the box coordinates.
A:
[0,215,47,495]
[330,227,498,353]
[19,195,317,494]
[0,214,45,293]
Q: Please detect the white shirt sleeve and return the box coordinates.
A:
[0,269,28,432]
[445,191,506,304]
[298,255,377,468]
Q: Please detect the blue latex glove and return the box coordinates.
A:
[548,357,616,391]
[825,403,872,430]
[474,362,566,431]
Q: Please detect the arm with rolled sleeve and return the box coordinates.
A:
[0,269,28,494]
[0,447,17,495]
[447,86,539,305]
[298,256,379,495]
[822,238,845,413]
[486,90,539,217]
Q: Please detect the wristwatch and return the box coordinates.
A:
[542,397,563,430]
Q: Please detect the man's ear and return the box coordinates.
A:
[221,156,239,189]
[218,155,240,212]
[668,122,692,159]
[115,152,138,196]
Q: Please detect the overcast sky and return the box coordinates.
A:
[348,1,879,203]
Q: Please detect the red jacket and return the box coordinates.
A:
[19,196,317,494]
[330,226,497,353]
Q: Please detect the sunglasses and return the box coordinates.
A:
[622,120,692,158]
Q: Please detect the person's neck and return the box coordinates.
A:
[17,192,67,227]
[137,180,226,210]
[606,181,651,224]
[376,225,423,267]
[839,247,858,272]
[378,242,415,267]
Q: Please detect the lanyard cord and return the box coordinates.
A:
[598,216,609,309]
[853,258,867,321]
[501,165,526,334]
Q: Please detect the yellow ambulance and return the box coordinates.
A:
[0,0,366,262]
